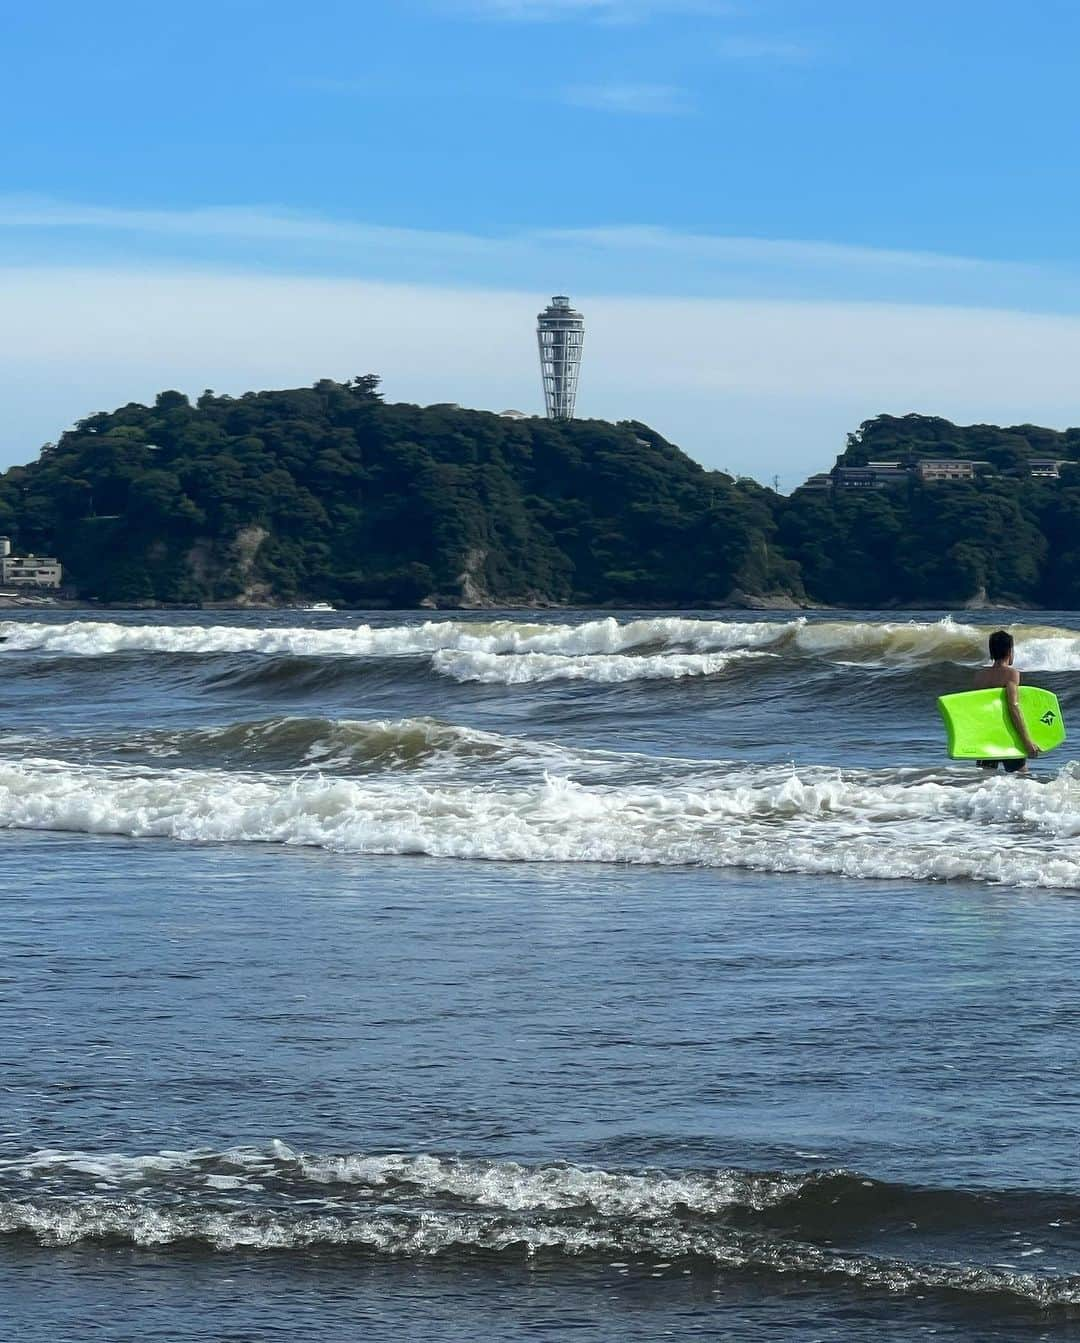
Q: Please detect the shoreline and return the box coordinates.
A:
[0,595,1051,615]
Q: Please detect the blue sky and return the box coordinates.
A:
[4,0,1080,483]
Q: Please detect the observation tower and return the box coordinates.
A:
[537,295,584,420]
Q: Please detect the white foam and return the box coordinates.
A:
[1012,636,1080,673]
[0,1192,1075,1304]
[1,1148,197,1182]
[431,649,769,685]
[0,616,786,660]
[286,1148,807,1216]
[4,1143,1079,1303]
[0,1193,774,1257]
[0,755,1078,888]
[4,614,1080,670]
[3,1143,808,1218]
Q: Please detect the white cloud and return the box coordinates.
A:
[0,196,494,254]
[0,196,1042,293]
[2,197,1063,317]
[537,224,994,273]
[561,82,691,114]
[3,265,1080,489]
[714,34,814,64]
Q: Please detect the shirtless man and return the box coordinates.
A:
[973,630,1040,773]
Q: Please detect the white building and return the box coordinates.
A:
[1030,458,1068,479]
[0,537,62,588]
[916,459,980,482]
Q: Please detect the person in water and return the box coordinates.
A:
[973,629,1040,773]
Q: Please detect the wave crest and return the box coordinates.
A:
[115,716,527,772]
[0,616,778,660]
[3,1145,1079,1306]
[431,649,768,685]
[1,756,1079,887]
[5,615,1080,674]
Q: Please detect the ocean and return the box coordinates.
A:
[2,607,1080,1341]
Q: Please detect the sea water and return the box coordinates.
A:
[2,608,1080,1340]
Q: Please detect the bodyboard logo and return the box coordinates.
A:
[1040,710,1057,726]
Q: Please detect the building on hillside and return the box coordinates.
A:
[804,456,1000,492]
[498,409,530,420]
[834,467,890,489]
[1030,458,1068,478]
[916,459,981,482]
[862,461,910,485]
[537,295,584,421]
[830,462,911,489]
[0,537,62,588]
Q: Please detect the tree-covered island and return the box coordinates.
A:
[2,382,1080,608]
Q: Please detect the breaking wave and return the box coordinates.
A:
[3,1145,1079,1307]
[103,716,539,773]
[5,615,1080,677]
[430,649,771,685]
[1,753,1079,887]
[0,616,781,660]
[20,716,633,781]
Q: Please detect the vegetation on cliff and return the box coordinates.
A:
[781,413,1080,606]
[0,378,794,605]
[4,389,1080,608]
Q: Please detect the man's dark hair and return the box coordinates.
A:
[988,630,1014,662]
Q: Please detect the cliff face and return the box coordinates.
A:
[0,379,798,607]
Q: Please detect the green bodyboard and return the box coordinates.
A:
[937,686,1066,759]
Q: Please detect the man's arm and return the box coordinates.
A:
[1005,674,1040,757]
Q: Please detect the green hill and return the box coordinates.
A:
[0,377,796,606]
[781,414,1080,607]
[7,392,1080,609]
[839,412,1080,472]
